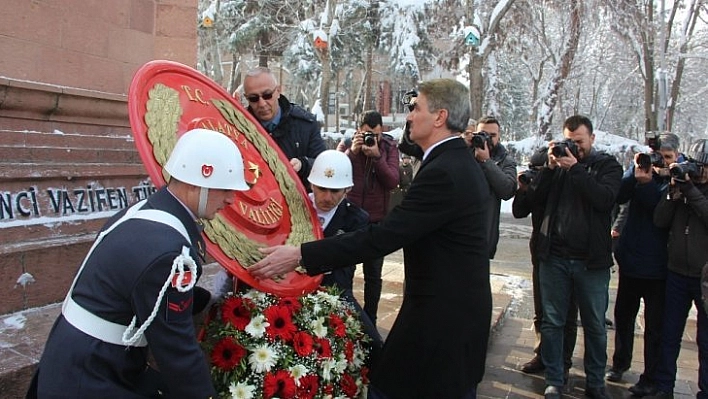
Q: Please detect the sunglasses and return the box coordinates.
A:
[245,89,277,103]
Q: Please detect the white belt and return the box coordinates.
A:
[62,200,193,347]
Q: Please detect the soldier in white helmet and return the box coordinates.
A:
[307,150,384,361]
[27,129,249,399]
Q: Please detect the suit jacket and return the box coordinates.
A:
[32,187,215,399]
[302,137,492,399]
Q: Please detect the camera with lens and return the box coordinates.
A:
[636,132,665,172]
[363,131,377,147]
[670,160,702,183]
[472,131,493,150]
[519,169,539,185]
[551,138,579,158]
[636,152,664,172]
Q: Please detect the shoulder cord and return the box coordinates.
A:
[121,244,197,346]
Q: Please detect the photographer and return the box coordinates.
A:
[649,139,708,399]
[514,148,578,380]
[346,110,400,326]
[529,115,622,399]
[464,116,517,259]
[605,134,680,396]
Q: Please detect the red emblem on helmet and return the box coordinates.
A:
[202,164,214,177]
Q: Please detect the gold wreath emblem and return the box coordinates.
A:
[144,83,315,268]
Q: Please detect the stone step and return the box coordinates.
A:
[0,146,141,164]
[0,130,135,150]
[0,162,145,180]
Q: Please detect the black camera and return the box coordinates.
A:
[637,152,664,172]
[519,168,539,185]
[551,138,579,158]
[645,131,661,151]
[472,131,493,150]
[363,132,377,147]
[670,160,702,183]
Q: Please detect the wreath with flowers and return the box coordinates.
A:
[201,287,372,399]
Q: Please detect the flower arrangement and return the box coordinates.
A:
[201,287,372,399]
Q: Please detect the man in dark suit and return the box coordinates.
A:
[249,79,492,399]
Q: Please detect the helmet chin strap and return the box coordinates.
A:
[197,187,209,218]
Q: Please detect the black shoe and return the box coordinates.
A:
[585,386,612,399]
[544,385,563,399]
[628,380,658,397]
[521,356,545,374]
[605,367,625,382]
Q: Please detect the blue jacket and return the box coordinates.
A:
[614,165,669,279]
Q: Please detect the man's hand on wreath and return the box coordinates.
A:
[250,245,302,280]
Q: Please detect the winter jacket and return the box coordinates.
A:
[346,134,400,222]
[479,143,517,258]
[654,181,708,278]
[531,149,623,269]
[249,94,326,185]
[613,165,670,279]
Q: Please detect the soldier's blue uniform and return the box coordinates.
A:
[28,187,216,398]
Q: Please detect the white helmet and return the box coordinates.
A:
[308,150,353,189]
[164,128,249,191]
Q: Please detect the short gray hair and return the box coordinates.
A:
[244,66,278,84]
[418,79,470,133]
[659,133,680,151]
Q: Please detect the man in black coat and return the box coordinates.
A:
[27,129,249,399]
[242,67,326,187]
[528,116,623,399]
[249,79,492,399]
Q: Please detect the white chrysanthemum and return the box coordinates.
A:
[334,355,348,374]
[248,344,278,373]
[321,358,337,381]
[289,364,309,386]
[310,316,328,338]
[345,315,363,334]
[228,381,256,399]
[245,315,268,338]
[243,289,268,305]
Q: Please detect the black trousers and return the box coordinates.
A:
[363,256,385,325]
[610,274,665,380]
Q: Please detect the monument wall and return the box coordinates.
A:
[0,0,198,315]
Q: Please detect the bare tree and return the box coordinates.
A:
[536,0,582,139]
